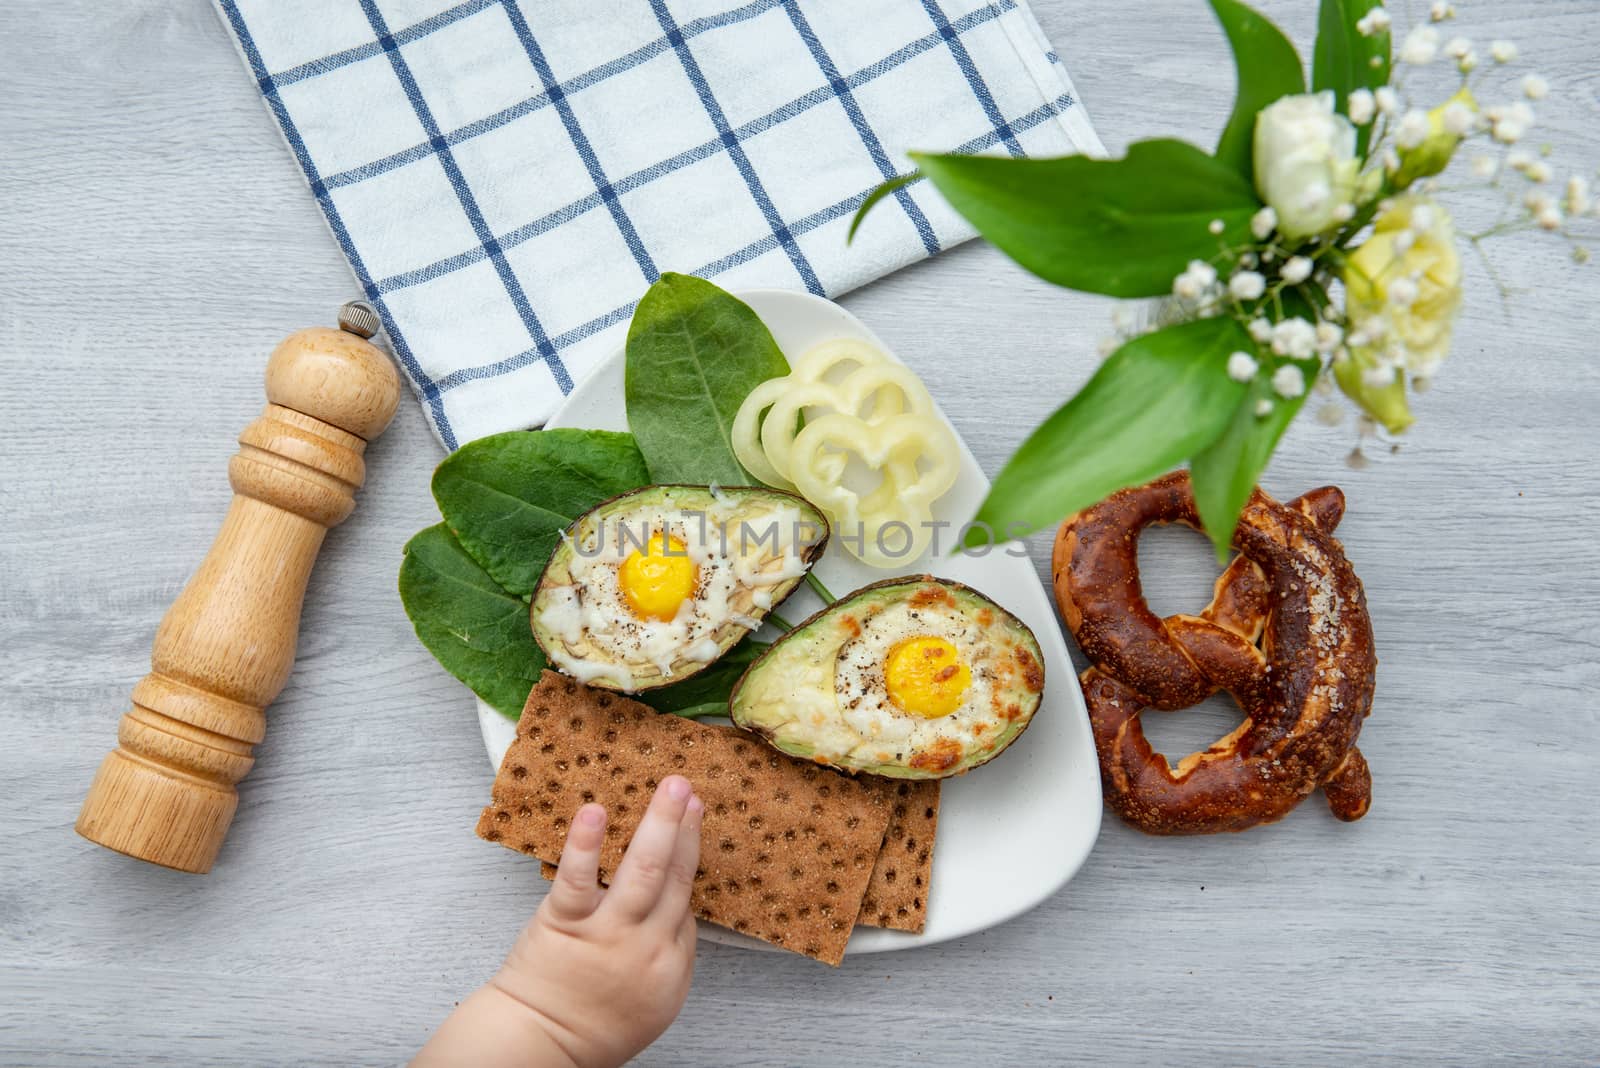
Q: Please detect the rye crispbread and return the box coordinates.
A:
[478,672,895,964]
[541,780,939,933]
[859,779,939,932]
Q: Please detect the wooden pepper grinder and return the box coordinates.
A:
[76,303,401,874]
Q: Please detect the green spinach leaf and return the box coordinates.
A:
[1312,0,1390,156]
[1209,0,1306,178]
[637,639,766,718]
[964,316,1253,546]
[432,428,650,598]
[625,273,791,485]
[399,524,547,719]
[909,141,1260,299]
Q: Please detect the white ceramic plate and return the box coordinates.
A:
[477,290,1101,956]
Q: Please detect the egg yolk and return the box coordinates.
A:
[884,636,971,718]
[619,533,697,622]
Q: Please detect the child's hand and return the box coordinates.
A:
[414,776,704,1068]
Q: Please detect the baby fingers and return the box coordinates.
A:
[649,794,703,932]
[544,803,607,923]
[603,776,695,924]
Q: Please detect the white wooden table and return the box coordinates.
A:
[4,2,1597,1064]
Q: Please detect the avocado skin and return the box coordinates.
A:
[530,484,829,693]
[729,575,1045,779]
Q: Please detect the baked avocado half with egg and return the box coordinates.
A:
[730,576,1044,779]
[531,484,828,693]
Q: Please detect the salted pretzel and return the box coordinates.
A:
[1052,472,1376,835]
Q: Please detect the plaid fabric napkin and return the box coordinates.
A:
[216,0,1102,448]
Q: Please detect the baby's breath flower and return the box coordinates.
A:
[1457,48,1478,73]
[1375,87,1400,115]
[1522,74,1549,100]
[1356,6,1391,36]
[1334,203,1357,223]
[1536,206,1563,231]
[1255,397,1277,417]
[1525,160,1552,184]
[1348,89,1376,125]
[1248,317,1274,344]
[1208,218,1225,235]
[1441,100,1476,136]
[1348,315,1388,348]
[1172,259,1217,301]
[1281,256,1314,285]
[1395,110,1432,149]
[1316,322,1345,354]
[1490,40,1518,64]
[1386,275,1420,307]
[1492,117,1527,145]
[1392,230,1416,256]
[1250,206,1278,241]
[1226,351,1259,382]
[1361,362,1398,388]
[1444,36,1471,59]
[1471,156,1498,179]
[1382,146,1402,172]
[1430,1,1455,21]
[1272,365,1307,399]
[1229,270,1266,300]
[1271,318,1318,359]
[1506,148,1534,173]
[1491,101,1537,129]
[1400,26,1440,65]
[1567,176,1593,216]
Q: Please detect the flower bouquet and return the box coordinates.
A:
[857,0,1593,556]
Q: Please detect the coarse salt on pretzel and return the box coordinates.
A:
[1052,472,1376,835]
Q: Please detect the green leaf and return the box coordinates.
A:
[910,141,1259,299]
[848,172,920,243]
[1189,359,1320,561]
[967,316,1253,544]
[1190,288,1322,559]
[637,639,766,719]
[625,273,791,485]
[1209,0,1306,178]
[1313,0,1390,156]
[658,702,737,720]
[399,524,546,719]
[400,525,771,722]
[432,428,650,598]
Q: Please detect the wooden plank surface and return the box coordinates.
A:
[2,1,1596,1064]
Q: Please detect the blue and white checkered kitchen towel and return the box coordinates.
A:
[216,0,1102,448]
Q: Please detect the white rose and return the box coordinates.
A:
[1253,92,1361,240]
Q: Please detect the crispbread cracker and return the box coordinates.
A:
[543,781,939,932]
[858,780,939,932]
[478,672,893,965]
